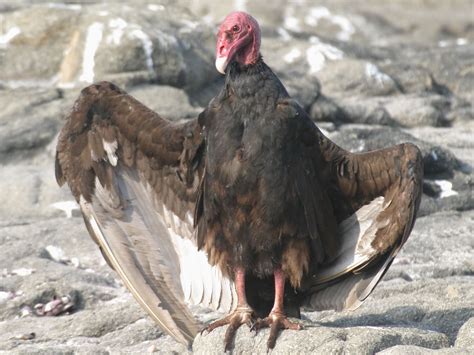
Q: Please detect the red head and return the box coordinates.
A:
[215,12,261,74]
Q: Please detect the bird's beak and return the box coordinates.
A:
[215,56,228,75]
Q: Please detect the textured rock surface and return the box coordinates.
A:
[0,1,473,354]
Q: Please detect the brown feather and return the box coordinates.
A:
[54,82,239,346]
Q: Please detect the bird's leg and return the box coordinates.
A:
[202,266,255,351]
[253,268,302,349]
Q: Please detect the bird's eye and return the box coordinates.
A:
[232,25,240,32]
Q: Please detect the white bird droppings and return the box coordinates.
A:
[234,0,247,11]
[304,6,355,41]
[365,62,393,86]
[284,48,302,64]
[306,36,344,74]
[130,29,154,72]
[434,180,458,198]
[277,27,292,42]
[46,3,81,11]
[0,291,12,303]
[79,22,104,83]
[45,245,68,263]
[107,18,128,45]
[12,268,35,276]
[0,27,21,47]
[50,200,79,218]
[147,4,165,11]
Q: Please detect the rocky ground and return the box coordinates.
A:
[0,1,473,354]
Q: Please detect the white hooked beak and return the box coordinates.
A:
[215,56,228,75]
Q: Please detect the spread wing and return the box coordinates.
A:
[301,115,423,311]
[55,82,237,346]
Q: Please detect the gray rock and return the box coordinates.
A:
[331,97,400,126]
[315,93,454,128]
[386,211,474,281]
[0,164,73,220]
[383,95,451,127]
[128,85,202,120]
[377,344,468,354]
[193,325,448,355]
[380,63,449,96]
[0,89,67,163]
[317,59,400,98]
[0,3,218,91]
[406,125,474,170]
[262,36,323,109]
[396,45,474,103]
[327,125,461,176]
[0,1,473,354]
[326,124,473,216]
[310,94,347,123]
[419,190,474,218]
[455,317,474,350]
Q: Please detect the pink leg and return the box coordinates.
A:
[253,268,303,349]
[272,268,286,313]
[202,267,255,351]
[235,266,248,306]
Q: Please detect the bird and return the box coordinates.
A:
[55,11,423,351]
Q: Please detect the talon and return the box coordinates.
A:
[250,321,257,332]
[248,319,256,331]
[254,311,303,350]
[201,306,256,351]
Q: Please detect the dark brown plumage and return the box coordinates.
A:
[55,11,423,350]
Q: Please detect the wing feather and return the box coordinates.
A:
[303,126,423,311]
[55,82,236,346]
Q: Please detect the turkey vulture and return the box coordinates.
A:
[55,11,423,350]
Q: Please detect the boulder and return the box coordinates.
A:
[0,1,473,354]
[193,325,448,354]
[0,88,68,163]
[455,317,474,350]
[0,3,218,91]
[327,125,461,176]
[317,59,400,98]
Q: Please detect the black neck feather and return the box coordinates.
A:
[224,56,289,101]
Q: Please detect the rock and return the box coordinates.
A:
[330,97,400,126]
[380,63,449,95]
[455,317,474,350]
[386,211,474,281]
[419,188,474,217]
[406,125,474,170]
[0,88,68,163]
[327,125,461,176]
[0,164,73,219]
[0,217,188,353]
[326,122,473,246]
[193,324,448,354]
[0,1,473,354]
[383,95,451,127]
[423,181,443,198]
[377,345,464,354]
[0,3,218,91]
[396,45,474,103]
[316,94,454,128]
[128,85,202,120]
[310,94,347,123]
[262,36,323,109]
[317,59,400,98]
[193,326,448,354]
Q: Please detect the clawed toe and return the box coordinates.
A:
[253,311,303,349]
[201,306,256,351]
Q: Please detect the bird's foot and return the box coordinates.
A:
[201,305,255,351]
[252,310,303,349]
